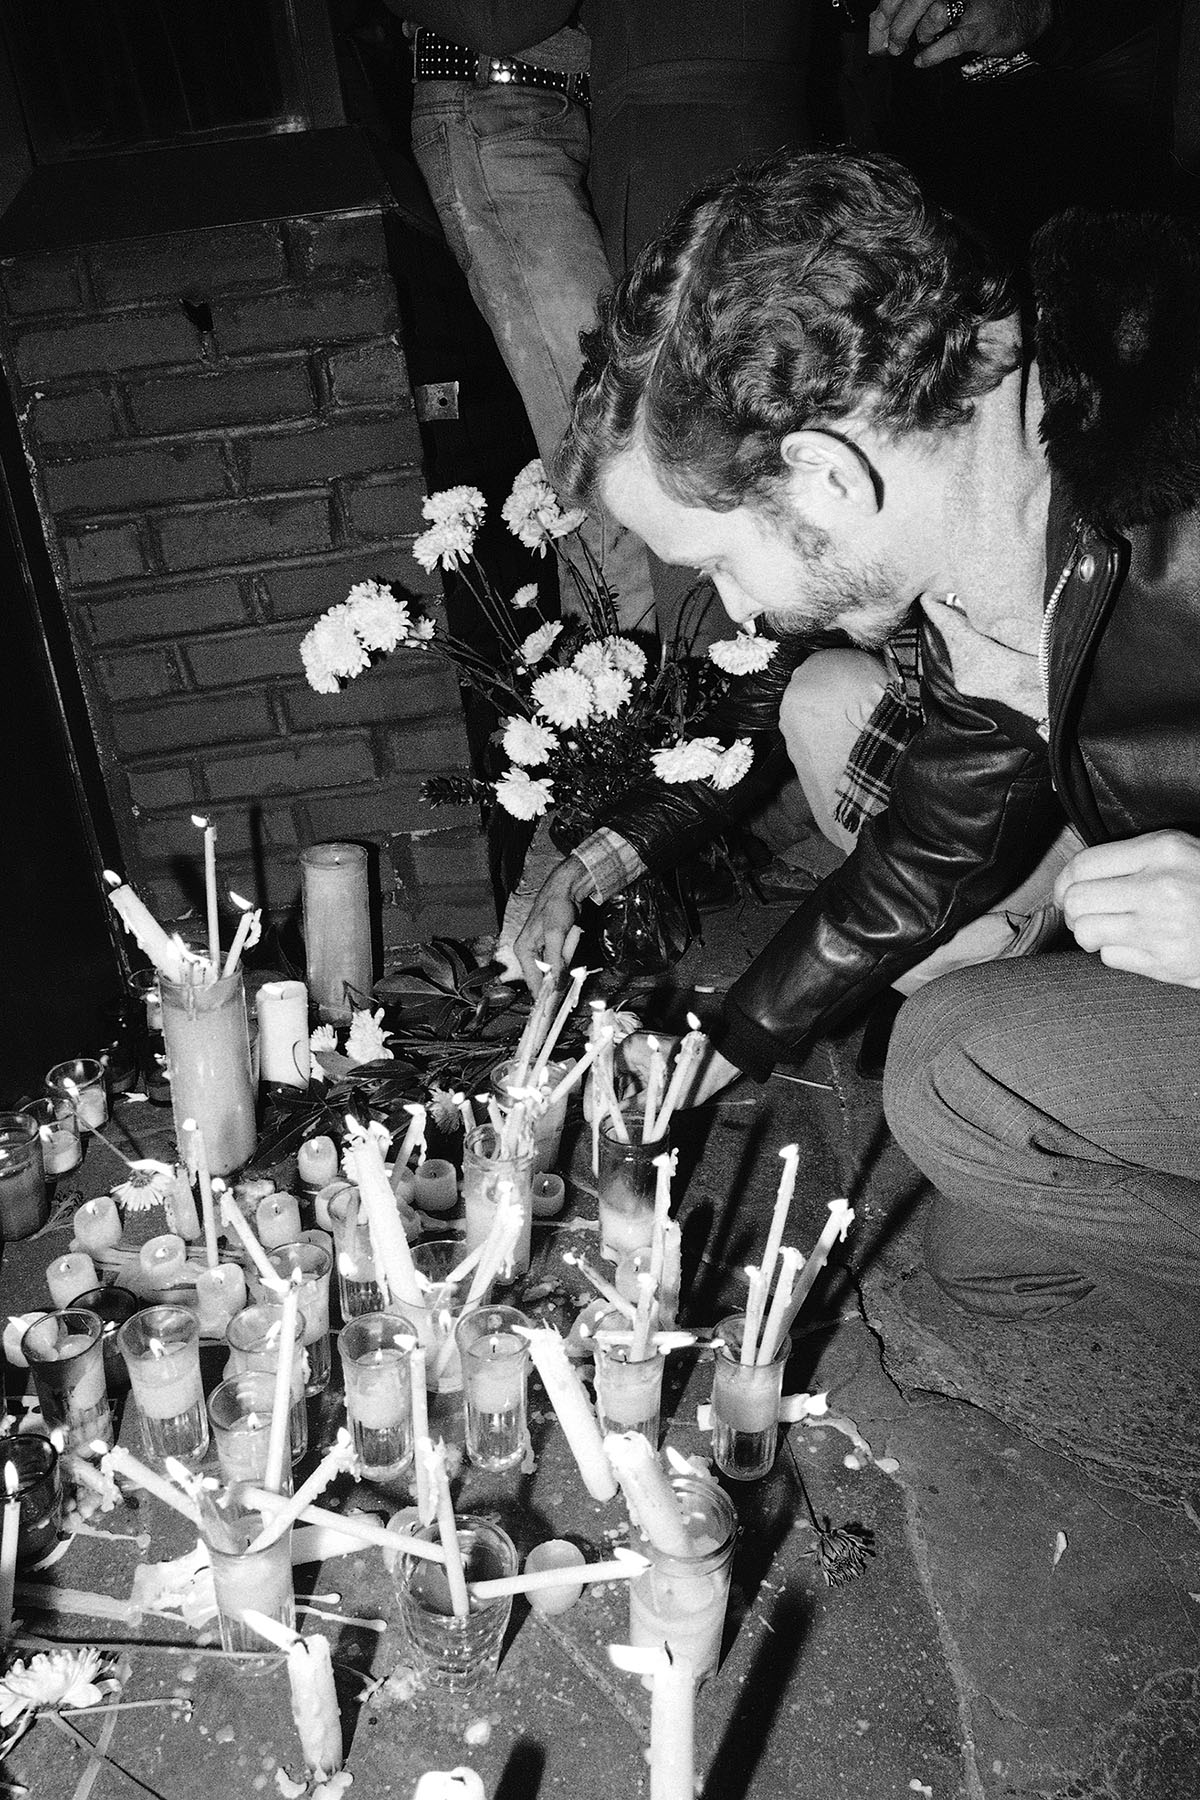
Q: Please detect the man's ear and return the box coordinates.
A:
[780,429,881,512]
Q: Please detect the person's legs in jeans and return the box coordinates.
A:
[777,650,1077,980]
[410,84,654,632]
[884,954,1200,1359]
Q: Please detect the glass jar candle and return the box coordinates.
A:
[461,1124,533,1281]
[25,1097,81,1179]
[119,1303,208,1462]
[489,1057,570,1176]
[205,1505,295,1654]
[455,1304,531,1472]
[338,1313,415,1479]
[710,1313,789,1482]
[592,1307,665,1446]
[0,1112,48,1241]
[22,1309,112,1451]
[45,1059,108,1131]
[225,1303,308,1464]
[207,1371,292,1489]
[597,1108,666,1262]
[159,968,256,1176]
[628,1474,737,1685]
[255,1241,333,1395]
[0,1433,62,1564]
[395,1516,517,1689]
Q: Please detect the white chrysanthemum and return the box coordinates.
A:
[407,617,436,645]
[710,737,755,790]
[572,641,609,679]
[510,583,539,610]
[652,736,722,783]
[346,579,392,607]
[502,459,586,553]
[603,637,648,679]
[421,485,486,532]
[531,667,594,730]
[300,605,370,691]
[412,518,476,573]
[590,667,632,718]
[345,1007,393,1066]
[309,1023,337,1053]
[708,633,779,675]
[427,1085,463,1133]
[0,1649,115,1725]
[496,767,554,820]
[520,620,563,666]
[348,587,409,653]
[502,715,558,767]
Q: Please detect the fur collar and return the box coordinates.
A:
[1031,209,1200,529]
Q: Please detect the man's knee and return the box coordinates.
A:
[778,649,886,752]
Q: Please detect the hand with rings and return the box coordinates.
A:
[868,0,1053,68]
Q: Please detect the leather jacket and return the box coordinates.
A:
[599,208,1200,1079]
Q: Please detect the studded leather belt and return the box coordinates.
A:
[412,28,590,106]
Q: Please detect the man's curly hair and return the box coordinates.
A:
[556,150,1020,513]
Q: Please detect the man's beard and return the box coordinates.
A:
[761,506,910,648]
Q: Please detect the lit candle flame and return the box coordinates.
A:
[190,814,210,829]
[102,869,122,887]
[228,890,252,911]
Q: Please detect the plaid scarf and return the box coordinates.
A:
[832,622,924,836]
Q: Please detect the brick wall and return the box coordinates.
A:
[0,203,494,955]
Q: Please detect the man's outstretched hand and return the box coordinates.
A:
[1054,830,1200,986]
[513,855,592,994]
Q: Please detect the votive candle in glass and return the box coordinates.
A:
[0,1112,48,1240]
[0,1433,62,1565]
[225,1303,308,1464]
[592,1307,665,1446]
[338,1313,414,1478]
[628,1474,737,1685]
[45,1059,108,1131]
[25,1097,81,1178]
[395,1516,516,1689]
[119,1304,208,1462]
[710,1313,789,1482]
[461,1125,533,1281]
[456,1305,531,1472]
[204,1500,295,1654]
[207,1371,291,1489]
[328,1187,382,1319]
[159,968,256,1176]
[489,1057,570,1176]
[256,1241,333,1394]
[73,1284,140,1395]
[22,1309,112,1451]
[597,1108,665,1262]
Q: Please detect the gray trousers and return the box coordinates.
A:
[883,953,1200,1359]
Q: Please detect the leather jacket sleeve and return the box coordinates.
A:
[1031,1,1178,69]
[593,635,814,865]
[718,617,1065,1078]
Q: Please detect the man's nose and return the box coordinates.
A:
[716,583,757,626]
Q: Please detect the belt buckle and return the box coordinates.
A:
[476,53,516,89]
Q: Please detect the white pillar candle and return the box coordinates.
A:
[164,1168,202,1243]
[46,1253,98,1310]
[104,878,186,983]
[256,981,311,1088]
[413,1159,457,1215]
[139,1234,187,1290]
[301,843,371,1024]
[196,1263,247,1335]
[288,1633,343,1778]
[256,1192,302,1250]
[297,1135,339,1191]
[604,1432,691,1556]
[74,1197,122,1255]
[413,1773,486,1800]
[519,1327,617,1501]
[610,1645,694,1800]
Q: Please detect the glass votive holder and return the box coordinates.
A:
[408,1237,469,1391]
[489,1057,570,1176]
[128,968,170,1105]
[455,1304,531,1472]
[338,1313,415,1479]
[72,1285,140,1396]
[0,1112,49,1240]
[461,1124,533,1281]
[592,1307,665,1445]
[207,1371,292,1491]
[254,1242,333,1396]
[22,1309,112,1452]
[159,968,256,1176]
[597,1108,666,1262]
[225,1303,309,1464]
[395,1516,517,1689]
[0,1433,63,1565]
[628,1473,738,1685]
[45,1059,108,1131]
[204,1504,296,1654]
[119,1304,208,1463]
[24,1097,82,1180]
[710,1313,789,1482]
[328,1187,383,1320]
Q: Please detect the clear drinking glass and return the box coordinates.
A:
[204,1501,295,1654]
[22,1309,112,1451]
[0,1111,49,1240]
[45,1058,108,1131]
[0,1433,63,1564]
[207,1371,291,1489]
[628,1474,738,1685]
[338,1313,415,1478]
[597,1108,666,1261]
[592,1307,665,1445]
[119,1304,209,1462]
[257,1242,333,1395]
[395,1516,517,1688]
[73,1284,140,1396]
[456,1304,531,1472]
[710,1313,789,1482]
[328,1186,383,1319]
[159,967,256,1176]
[461,1124,534,1281]
[224,1302,308,1464]
[489,1057,569,1176]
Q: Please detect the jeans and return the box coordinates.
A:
[410,83,654,633]
[884,954,1200,1359]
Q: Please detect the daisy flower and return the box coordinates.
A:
[510,583,540,610]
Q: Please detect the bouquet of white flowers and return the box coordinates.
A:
[299,460,777,854]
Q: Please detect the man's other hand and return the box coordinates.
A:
[513,855,590,994]
[869,0,1052,69]
[1054,830,1200,986]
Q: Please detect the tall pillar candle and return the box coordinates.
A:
[301,843,371,1024]
[255,982,311,1089]
[160,968,256,1176]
